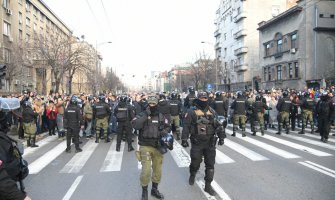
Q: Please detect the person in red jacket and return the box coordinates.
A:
[46,100,58,136]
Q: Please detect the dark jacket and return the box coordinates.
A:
[276,97,292,112]
[94,102,111,119]
[114,102,135,122]
[169,98,182,116]
[213,96,229,116]
[22,105,38,123]
[64,104,83,129]
[230,97,247,115]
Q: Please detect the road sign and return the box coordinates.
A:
[207,84,213,91]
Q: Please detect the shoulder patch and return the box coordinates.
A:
[184,113,188,118]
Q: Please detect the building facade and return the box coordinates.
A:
[258,0,335,90]
[215,0,296,91]
[0,0,72,94]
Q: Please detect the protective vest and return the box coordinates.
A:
[233,98,247,115]
[194,108,215,136]
[95,102,108,118]
[169,99,180,116]
[282,97,292,112]
[116,106,128,122]
[305,99,315,110]
[65,105,80,128]
[142,114,164,139]
[157,100,171,115]
[214,99,225,116]
[253,101,264,113]
[22,106,35,123]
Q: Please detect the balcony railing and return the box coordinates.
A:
[214,29,221,37]
[234,11,247,23]
[235,64,248,72]
[234,47,248,56]
[233,29,247,39]
[215,42,221,50]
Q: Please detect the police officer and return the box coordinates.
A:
[0,98,31,200]
[93,94,112,143]
[64,96,83,153]
[276,91,292,135]
[316,91,334,143]
[250,95,269,136]
[169,92,182,140]
[114,95,135,152]
[181,92,225,196]
[22,101,39,148]
[157,93,171,126]
[184,86,196,109]
[213,91,229,136]
[299,92,316,134]
[230,91,248,137]
[132,95,171,200]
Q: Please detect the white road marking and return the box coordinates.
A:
[60,140,98,173]
[136,137,142,170]
[291,131,335,143]
[215,149,235,164]
[305,161,335,174]
[62,175,83,200]
[299,161,335,178]
[282,133,335,151]
[100,140,125,172]
[212,180,232,200]
[29,141,66,174]
[224,139,269,161]
[196,180,217,200]
[170,140,191,167]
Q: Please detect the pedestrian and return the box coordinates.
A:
[181,91,225,196]
[56,97,66,138]
[316,91,334,143]
[132,95,171,200]
[46,100,58,136]
[64,96,83,153]
[268,94,278,129]
[93,94,111,143]
[299,92,316,134]
[169,92,182,140]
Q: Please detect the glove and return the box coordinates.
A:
[218,138,224,146]
[181,140,189,148]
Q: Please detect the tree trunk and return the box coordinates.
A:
[68,76,73,94]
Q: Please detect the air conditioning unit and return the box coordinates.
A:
[6,8,12,15]
[290,48,296,54]
[14,80,20,85]
[8,37,13,42]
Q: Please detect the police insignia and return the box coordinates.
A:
[184,113,188,118]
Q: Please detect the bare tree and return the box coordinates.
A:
[190,51,215,91]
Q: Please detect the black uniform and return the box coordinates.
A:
[182,99,225,196]
[64,104,83,152]
[213,96,229,117]
[169,97,182,140]
[157,99,171,123]
[114,101,135,151]
[316,96,334,142]
[184,93,196,109]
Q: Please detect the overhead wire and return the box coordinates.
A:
[100,0,113,35]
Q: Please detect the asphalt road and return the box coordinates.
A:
[21,125,335,200]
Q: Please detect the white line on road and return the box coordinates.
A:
[136,137,142,170]
[224,139,269,161]
[281,133,335,151]
[299,161,335,178]
[305,161,335,174]
[29,141,66,174]
[227,129,300,159]
[215,149,235,164]
[62,175,83,200]
[170,140,191,168]
[291,130,335,143]
[211,180,232,200]
[23,135,58,157]
[100,140,125,172]
[60,140,98,173]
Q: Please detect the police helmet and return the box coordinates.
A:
[215,91,222,98]
[98,95,106,102]
[70,96,78,105]
[197,91,208,99]
[120,95,128,103]
[304,92,310,98]
[159,93,166,100]
[147,96,158,105]
[282,91,289,97]
[236,91,243,98]
[158,133,174,154]
[170,93,177,99]
[188,86,195,93]
[321,91,328,97]
[255,95,262,101]
[23,100,32,108]
[88,95,93,101]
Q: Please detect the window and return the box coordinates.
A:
[18,0,23,5]
[237,7,240,14]
[26,17,30,27]
[3,21,11,36]
[264,67,267,81]
[277,39,283,52]
[33,23,37,31]
[19,29,22,40]
[224,33,227,41]
[25,0,30,12]
[26,67,31,77]
[265,43,270,56]
[19,12,23,24]
[277,65,282,80]
[289,63,293,78]
[291,33,297,49]
[294,62,299,78]
[268,66,271,81]
[25,33,30,43]
[3,49,10,63]
[3,0,9,9]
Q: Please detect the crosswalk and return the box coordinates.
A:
[24,126,335,200]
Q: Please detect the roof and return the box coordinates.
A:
[258,5,303,31]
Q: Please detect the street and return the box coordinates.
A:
[21,125,335,200]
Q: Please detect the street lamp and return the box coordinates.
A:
[95,41,112,94]
[201,41,218,91]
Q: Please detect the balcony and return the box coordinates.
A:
[233,29,247,39]
[234,47,248,56]
[236,64,248,72]
[214,29,221,37]
[215,42,221,50]
[234,11,247,23]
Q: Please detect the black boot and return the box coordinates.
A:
[311,125,314,134]
[204,182,216,196]
[30,136,39,148]
[151,182,164,199]
[116,144,121,152]
[176,133,181,140]
[141,186,148,200]
[204,169,215,195]
[128,143,134,152]
[298,127,305,134]
[276,124,282,135]
[105,137,110,143]
[261,127,265,136]
[242,128,246,137]
[75,148,82,153]
[26,136,31,147]
[189,173,196,185]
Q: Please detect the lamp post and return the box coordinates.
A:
[201,41,218,91]
[95,41,112,94]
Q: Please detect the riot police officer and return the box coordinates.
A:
[114,95,135,152]
[132,95,171,200]
[181,92,225,196]
[276,91,292,135]
[169,92,182,140]
[316,91,334,143]
[93,95,112,143]
[64,96,83,153]
[230,91,248,137]
[299,92,316,134]
[250,95,269,136]
[184,86,196,109]
[0,98,31,200]
[22,101,39,148]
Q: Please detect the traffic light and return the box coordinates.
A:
[0,65,7,89]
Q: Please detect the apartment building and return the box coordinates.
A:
[215,0,296,91]
[258,0,335,90]
[0,0,72,94]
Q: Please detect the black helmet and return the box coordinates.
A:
[304,92,310,98]
[197,91,208,99]
[98,95,106,102]
[171,93,177,99]
[70,96,78,105]
[255,95,262,101]
[120,95,128,103]
[23,100,32,108]
[88,95,93,101]
[236,91,243,98]
[282,91,289,97]
[159,93,166,100]
[188,86,195,93]
[158,133,174,154]
[215,91,222,98]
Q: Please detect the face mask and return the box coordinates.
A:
[149,105,158,115]
[197,100,208,109]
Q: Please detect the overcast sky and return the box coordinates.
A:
[43,0,220,86]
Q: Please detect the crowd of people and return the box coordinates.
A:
[1,85,334,200]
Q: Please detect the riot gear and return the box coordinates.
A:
[236,91,243,98]
[215,91,222,98]
[170,93,177,99]
[120,95,128,103]
[158,133,174,154]
[283,91,289,97]
[98,94,106,102]
[70,95,78,105]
